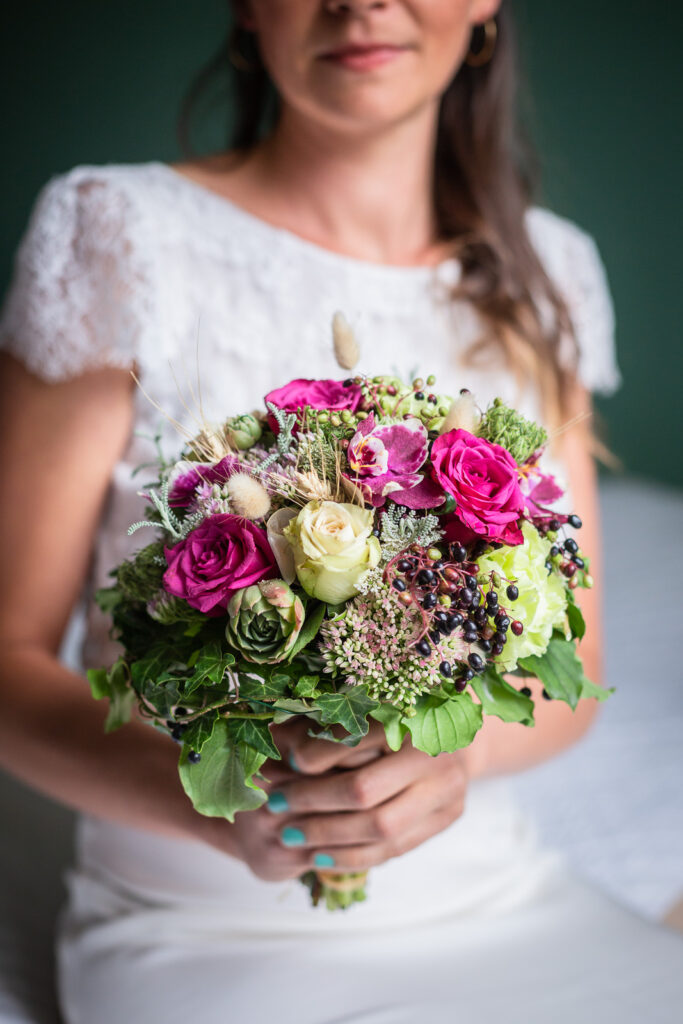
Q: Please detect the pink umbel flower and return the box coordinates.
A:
[343,413,443,509]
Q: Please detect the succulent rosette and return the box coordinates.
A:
[476,522,568,670]
[284,500,381,604]
[89,329,606,914]
[226,579,305,663]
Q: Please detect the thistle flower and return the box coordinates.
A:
[226,473,271,520]
[332,311,360,371]
[440,390,481,435]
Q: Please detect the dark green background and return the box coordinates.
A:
[2,2,680,485]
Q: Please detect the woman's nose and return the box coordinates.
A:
[324,0,389,14]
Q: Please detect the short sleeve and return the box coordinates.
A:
[526,206,622,397]
[0,167,152,382]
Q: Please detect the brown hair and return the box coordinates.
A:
[179,4,581,434]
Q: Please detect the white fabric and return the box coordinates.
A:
[3,163,678,1023]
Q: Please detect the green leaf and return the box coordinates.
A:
[293,674,320,698]
[94,586,122,614]
[270,697,317,723]
[286,602,326,662]
[87,667,111,700]
[369,704,409,752]
[130,646,172,690]
[580,677,615,702]
[518,634,588,710]
[185,641,235,696]
[566,599,586,640]
[104,659,135,733]
[316,686,379,740]
[226,717,281,760]
[181,713,219,754]
[178,719,267,821]
[406,692,482,756]
[471,669,535,726]
[239,671,291,700]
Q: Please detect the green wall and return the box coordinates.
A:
[2,2,680,485]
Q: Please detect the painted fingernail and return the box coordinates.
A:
[267,791,289,814]
[281,826,306,847]
[314,853,336,868]
[288,751,299,772]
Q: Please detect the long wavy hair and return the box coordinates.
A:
[179,3,581,435]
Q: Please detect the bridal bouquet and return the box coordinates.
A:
[89,315,610,909]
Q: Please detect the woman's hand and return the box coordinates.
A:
[204,719,469,880]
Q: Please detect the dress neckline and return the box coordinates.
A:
[152,161,462,288]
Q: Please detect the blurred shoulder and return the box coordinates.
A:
[524,204,607,282]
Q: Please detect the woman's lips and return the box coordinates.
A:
[320,45,407,72]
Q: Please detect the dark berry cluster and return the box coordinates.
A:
[388,541,523,692]
[543,514,592,590]
[165,713,201,763]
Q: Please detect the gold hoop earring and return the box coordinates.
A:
[228,26,261,72]
[465,18,497,67]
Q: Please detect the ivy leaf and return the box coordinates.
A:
[239,671,292,700]
[518,634,588,710]
[471,669,535,726]
[293,674,320,698]
[286,602,326,662]
[103,659,135,733]
[369,704,409,752]
[226,717,281,760]
[270,697,318,723]
[87,667,110,701]
[315,686,379,740]
[184,641,235,696]
[142,671,183,718]
[580,677,614,702]
[406,692,482,756]
[181,713,219,754]
[178,719,266,821]
[566,599,586,640]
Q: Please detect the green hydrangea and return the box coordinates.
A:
[478,398,547,464]
[476,522,567,671]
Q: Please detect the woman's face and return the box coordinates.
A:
[240,0,502,134]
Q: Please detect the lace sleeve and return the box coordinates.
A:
[0,168,153,382]
[527,207,622,397]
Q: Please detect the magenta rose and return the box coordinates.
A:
[431,429,526,545]
[168,455,242,509]
[264,378,363,431]
[163,514,278,614]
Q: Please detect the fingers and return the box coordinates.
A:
[276,777,444,850]
[272,741,439,815]
[274,717,391,776]
[307,804,465,872]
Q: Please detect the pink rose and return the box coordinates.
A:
[168,455,242,508]
[264,378,363,431]
[431,429,525,546]
[163,515,278,614]
[344,413,443,509]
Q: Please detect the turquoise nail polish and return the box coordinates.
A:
[314,853,335,868]
[288,751,299,772]
[281,826,306,847]
[267,791,289,814]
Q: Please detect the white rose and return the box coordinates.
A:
[284,500,381,604]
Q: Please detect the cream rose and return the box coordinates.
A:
[284,500,381,604]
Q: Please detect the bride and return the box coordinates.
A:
[0,1,681,1020]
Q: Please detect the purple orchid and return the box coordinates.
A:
[344,413,443,509]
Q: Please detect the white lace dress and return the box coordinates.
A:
[2,163,681,1024]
